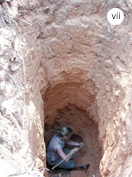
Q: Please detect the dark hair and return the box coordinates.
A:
[57,127,73,138]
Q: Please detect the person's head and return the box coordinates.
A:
[56,127,73,139]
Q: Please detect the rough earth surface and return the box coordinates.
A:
[0,0,132,177]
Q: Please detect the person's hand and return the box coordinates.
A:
[78,142,83,147]
[71,147,79,153]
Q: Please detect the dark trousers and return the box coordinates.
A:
[46,148,76,169]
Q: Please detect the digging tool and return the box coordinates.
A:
[52,143,85,170]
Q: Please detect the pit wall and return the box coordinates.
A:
[0,0,132,177]
[0,0,46,174]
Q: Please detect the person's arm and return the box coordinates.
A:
[56,147,79,162]
[66,139,83,147]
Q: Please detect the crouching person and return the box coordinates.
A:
[46,127,83,169]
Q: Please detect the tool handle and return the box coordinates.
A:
[78,143,85,150]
